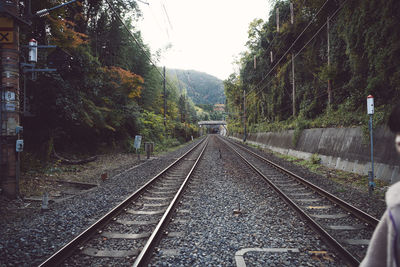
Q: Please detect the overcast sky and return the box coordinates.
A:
[136,0,271,80]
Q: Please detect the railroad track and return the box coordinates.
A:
[219,136,379,266]
[39,136,208,267]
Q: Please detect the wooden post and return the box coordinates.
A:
[0,0,20,198]
[276,8,279,33]
[163,66,166,133]
[290,2,294,24]
[292,54,296,117]
[327,16,332,106]
[243,90,247,142]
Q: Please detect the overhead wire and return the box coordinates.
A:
[103,0,180,101]
[247,0,332,97]
[161,2,173,31]
[245,83,348,125]
[246,0,347,103]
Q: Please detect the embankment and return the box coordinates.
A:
[231,127,400,184]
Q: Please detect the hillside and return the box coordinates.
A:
[168,69,225,105]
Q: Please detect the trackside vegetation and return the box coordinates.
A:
[225,0,400,134]
[20,0,200,163]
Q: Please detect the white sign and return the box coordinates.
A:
[367,96,374,115]
[16,139,24,152]
[5,103,16,111]
[5,91,15,101]
[134,135,142,149]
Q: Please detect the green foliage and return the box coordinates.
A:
[20,0,200,160]
[138,111,166,143]
[225,0,398,133]
[310,154,321,165]
[170,69,225,105]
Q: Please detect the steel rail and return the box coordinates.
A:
[38,137,207,267]
[220,137,360,266]
[226,137,379,227]
[133,137,209,266]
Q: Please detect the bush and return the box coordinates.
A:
[310,153,321,164]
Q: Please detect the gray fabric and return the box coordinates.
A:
[360,182,400,267]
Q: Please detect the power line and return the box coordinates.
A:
[247,83,348,125]
[247,0,332,97]
[161,2,173,31]
[103,0,179,99]
[246,0,347,102]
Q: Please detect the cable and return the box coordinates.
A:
[249,83,349,124]
[246,0,347,102]
[161,2,173,31]
[103,0,180,100]
[247,0,332,97]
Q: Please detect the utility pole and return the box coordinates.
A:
[0,0,20,198]
[276,8,279,33]
[327,16,332,107]
[243,89,247,142]
[163,66,166,133]
[0,0,77,199]
[290,2,294,24]
[292,54,296,117]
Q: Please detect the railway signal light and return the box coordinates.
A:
[28,38,37,62]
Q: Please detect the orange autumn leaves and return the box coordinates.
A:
[47,16,88,48]
[102,66,144,99]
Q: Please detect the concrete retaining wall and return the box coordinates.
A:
[231,127,400,184]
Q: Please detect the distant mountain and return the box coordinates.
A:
[168,69,225,105]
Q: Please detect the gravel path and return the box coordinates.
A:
[150,135,344,266]
[0,139,202,267]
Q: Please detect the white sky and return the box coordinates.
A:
[136,0,271,80]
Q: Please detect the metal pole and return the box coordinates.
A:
[243,89,247,142]
[163,66,166,133]
[368,114,375,195]
[0,1,20,198]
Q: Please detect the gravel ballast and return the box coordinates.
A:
[0,139,202,267]
[0,134,382,266]
[150,135,344,266]
[229,137,387,220]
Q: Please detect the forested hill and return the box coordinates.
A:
[168,69,225,105]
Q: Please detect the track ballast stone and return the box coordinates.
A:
[0,139,202,267]
[150,135,344,266]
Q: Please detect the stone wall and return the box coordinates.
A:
[231,127,400,184]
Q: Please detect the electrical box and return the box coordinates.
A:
[367,95,374,115]
[28,39,38,63]
[16,140,24,152]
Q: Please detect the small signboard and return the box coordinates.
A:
[0,17,14,44]
[367,95,374,115]
[5,103,16,111]
[0,31,13,43]
[134,135,142,149]
[5,91,15,101]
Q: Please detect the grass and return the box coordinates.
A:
[231,101,392,142]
